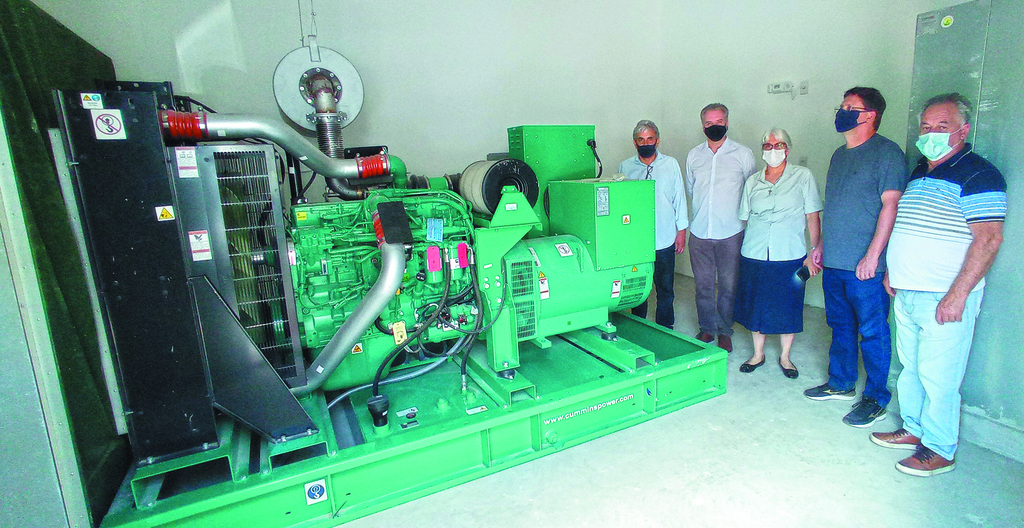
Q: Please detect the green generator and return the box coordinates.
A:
[53,84,726,527]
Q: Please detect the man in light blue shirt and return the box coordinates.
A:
[685,103,756,351]
[619,120,688,329]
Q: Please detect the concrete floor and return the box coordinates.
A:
[347,275,1024,528]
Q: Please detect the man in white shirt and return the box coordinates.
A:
[619,120,689,329]
[685,103,756,352]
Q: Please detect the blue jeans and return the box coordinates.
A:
[822,268,892,406]
[894,288,983,460]
[633,246,675,329]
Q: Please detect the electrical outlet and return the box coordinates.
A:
[768,82,795,95]
[799,81,809,95]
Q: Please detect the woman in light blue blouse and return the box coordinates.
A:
[734,128,823,378]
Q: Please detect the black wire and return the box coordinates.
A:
[374,316,393,335]
[460,260,486,377]
[588,139,603,178]
[300,172,318,198]
[372,260,452,397]
[182,96,217,113]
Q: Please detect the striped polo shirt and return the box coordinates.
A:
[888,146,1007,292]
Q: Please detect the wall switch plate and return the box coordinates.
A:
[799,81,809,95]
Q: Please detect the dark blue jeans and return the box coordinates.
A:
[822,268,892,406]
[633,246,676,329]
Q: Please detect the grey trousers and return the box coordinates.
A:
[689,231,744,336]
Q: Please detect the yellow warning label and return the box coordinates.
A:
[632,266,638,272]
[539,271,546,278]
[296,211,308,221]
[351,343,363,354]
[155,205,175,221]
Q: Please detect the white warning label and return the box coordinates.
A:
[188,230,212,261]
[90,109,127,140]
[611,280,621,298]
[351,342,364,354]
[175,147,199,178]
[81,93,103,109]
[555,243,573,257]
[155,206,175,222]
[539,275,550,300]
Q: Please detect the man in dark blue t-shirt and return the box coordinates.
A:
[805,87,908,428]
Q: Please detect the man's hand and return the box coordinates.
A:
[856,253,879,281]
[810,245,823,268]
[883,271,895,297]
[936,292,966,324]
[803,254,821,277]
[675,230,687,254]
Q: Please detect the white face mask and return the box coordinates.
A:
[762,149,786,167]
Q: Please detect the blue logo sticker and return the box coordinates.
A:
[304,479,328,505]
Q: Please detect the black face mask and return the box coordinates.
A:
[703,125,727,141]
[636,144,657,158]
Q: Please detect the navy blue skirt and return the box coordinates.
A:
[733,256,807,334]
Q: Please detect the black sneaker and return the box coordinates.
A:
[803,383,855,401]
[843,397,887,428]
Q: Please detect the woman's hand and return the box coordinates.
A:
[803,254,821,277]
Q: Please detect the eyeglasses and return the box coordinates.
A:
[761,142,788,151]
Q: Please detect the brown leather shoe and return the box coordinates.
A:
[717,334,733,352]
[871,428,921,450]
[896,445,955,477]
[695,331,714,343]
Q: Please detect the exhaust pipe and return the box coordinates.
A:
[161,110,396,181]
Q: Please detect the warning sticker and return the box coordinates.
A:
[505,203,518,211]
[304,479,328,506]
[466,405,488,415]
[596,187,610,216]
[555,243,573,257]
[539,275,550,300]
[622,214,631,225]
[295,211,308,221]
[175,147,199,178]
[90,109,127,140]
[188,230,212,261]
[351,342,363,354]
[155,206,175,222]
[611,280,621,298]
[80,93,103,109]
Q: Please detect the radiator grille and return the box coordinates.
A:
[214,151,294,378]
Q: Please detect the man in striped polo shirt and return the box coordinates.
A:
[872,93,1007,477]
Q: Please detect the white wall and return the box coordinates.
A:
[32,0,961,307]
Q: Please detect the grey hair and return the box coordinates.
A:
[633,120,659,140]
[700,103,729,122]
[762,128,792,148]
[922,93,972,126]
